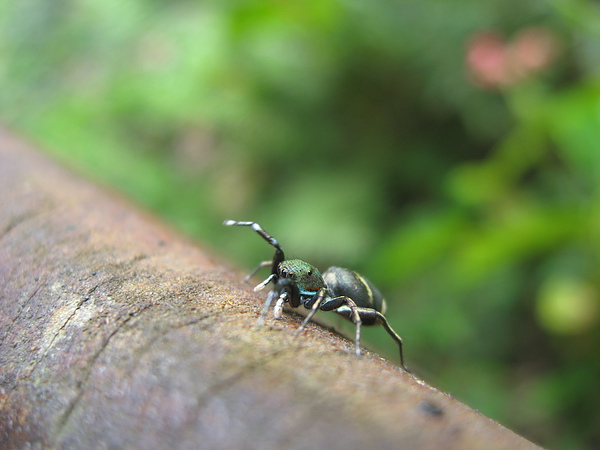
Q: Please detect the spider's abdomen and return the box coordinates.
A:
[322,266,387,314]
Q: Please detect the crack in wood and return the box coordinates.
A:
[0,210,39,241]
[25,283,104,379]
[174,345,289,446]
[53,303,155,441]
[128,314,213,373]
[3,278,46,342]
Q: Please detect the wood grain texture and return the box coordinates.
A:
[0,129,541,449]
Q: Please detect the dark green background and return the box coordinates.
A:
[2,1,599,448]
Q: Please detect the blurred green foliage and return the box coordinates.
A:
[2,0,600,448]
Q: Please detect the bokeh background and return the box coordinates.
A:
[2,1,599,448]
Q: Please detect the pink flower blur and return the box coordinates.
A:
[466,27,559,90]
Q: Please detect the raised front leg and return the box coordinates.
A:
[223,220,286,274]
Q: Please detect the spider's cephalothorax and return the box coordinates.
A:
[223,220,406,370]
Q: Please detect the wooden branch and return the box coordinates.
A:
[0,129,540,449]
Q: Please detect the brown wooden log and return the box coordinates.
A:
[0,129,540,449]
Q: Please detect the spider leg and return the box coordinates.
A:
[256,290,276,327]
[294,288,327,337]
[254,273,276,292]
[336,306,406,370]
[322,297,362,357]
[223,220,285,269]
[243,260,272,283]
[273,294,286,319]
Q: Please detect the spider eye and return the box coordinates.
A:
[307,269,313,276]
[280,268,287,277]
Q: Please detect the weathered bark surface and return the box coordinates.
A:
[0,129,540,449]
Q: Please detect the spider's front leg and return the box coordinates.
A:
[256,290,289,326]
[256,278,299,327]
[223,220,285,272]
[256,290,277,327]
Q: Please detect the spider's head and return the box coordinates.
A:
[277,259,325,295]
